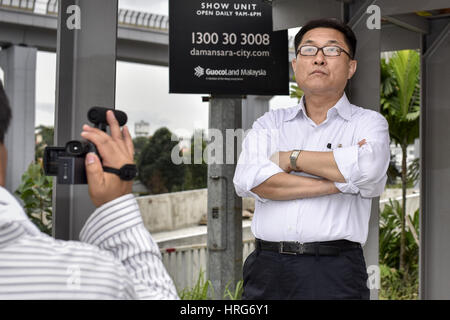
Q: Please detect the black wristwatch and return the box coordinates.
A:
[103,164,137,181]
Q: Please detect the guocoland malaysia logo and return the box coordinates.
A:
[194,66,267,78]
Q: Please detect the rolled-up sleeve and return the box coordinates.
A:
[333,111,390,198]
[233,114,284,203]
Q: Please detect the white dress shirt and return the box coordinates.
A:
[233,93,390,246]
[0,187,179,299]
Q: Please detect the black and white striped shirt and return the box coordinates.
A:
[0,187,179,299]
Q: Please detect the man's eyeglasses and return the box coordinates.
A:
[296,45,353,59]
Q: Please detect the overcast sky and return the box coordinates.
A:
[34,0,299,139]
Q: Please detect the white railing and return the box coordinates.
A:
[380,193,420,217]
[161,239,255,292]
[43,0,169,31]
[0,0,34,11]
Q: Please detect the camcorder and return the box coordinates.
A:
[43,107,129,184]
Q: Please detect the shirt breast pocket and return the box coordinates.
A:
[329,121,357,151]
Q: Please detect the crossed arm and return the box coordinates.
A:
[233,111,390,202]
[251,140,366,201]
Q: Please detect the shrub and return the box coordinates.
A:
[14,161,53,235]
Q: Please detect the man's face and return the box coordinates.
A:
[0,143,6,187]
[292,27,357,96]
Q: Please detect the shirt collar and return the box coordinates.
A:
[284,92,352,122]
[0,186,40,237]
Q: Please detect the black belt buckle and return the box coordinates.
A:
[279,242,304,255]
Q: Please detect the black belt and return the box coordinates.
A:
[256,238,361,256]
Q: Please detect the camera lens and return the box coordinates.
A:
[66,141,85,156]
[88,109,99,122]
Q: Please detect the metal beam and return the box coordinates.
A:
[377,0,450,16]
[53,0,118,240]
[347,0,381,300]
[272,0,343,31]
[242,95,272,131]
[381,23,422,51]
[0,8,169,65]
[383,13,429,34]
[420,19,450,300]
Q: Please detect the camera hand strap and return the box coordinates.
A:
[102,164,137,181]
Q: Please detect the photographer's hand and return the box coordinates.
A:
[81,110,135,207]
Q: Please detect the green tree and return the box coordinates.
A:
[183,130,208,190]
[379,200,419,299]
[289,75,304,102]
[137,127,185,194]
[35,125,54,162]
[380,50,420,274]
[133,136,150,163]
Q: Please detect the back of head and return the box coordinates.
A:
[0,81,11,144]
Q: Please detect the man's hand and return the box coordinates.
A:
[270,139,367,173]
[81,110,135,208]
[358,139,366,148]
[269,151,293,173]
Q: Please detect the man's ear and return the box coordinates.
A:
[347,59,357,80]
[291,58,297,74]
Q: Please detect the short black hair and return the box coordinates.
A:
[0,81,12,144]
[294,18,357,59]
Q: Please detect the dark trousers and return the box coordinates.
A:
[242,245,370,300]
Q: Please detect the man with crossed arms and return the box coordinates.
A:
[234,18,390,300]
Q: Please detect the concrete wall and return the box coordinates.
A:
[137,188,419,233]
[137,189,256,233]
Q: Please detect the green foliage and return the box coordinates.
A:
[379,200,419,299]
[132,136,150,164]
[380,264,419,300]
[183,130,208,191]
[387,154,401,185]
[380,199,419,271]
[137,127,185,194]
[407,158,420,186]
[14,162,53,235]
[223,280,243,300]
[179,269,214,300]
[178,269,244,300]
[380,50,421,272]
[289,82,304,102]
[35,125,54,162]
[381,50,420,147]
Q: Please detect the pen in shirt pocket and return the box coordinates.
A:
[327,143,343,149]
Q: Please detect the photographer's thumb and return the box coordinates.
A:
[85,152,103,188]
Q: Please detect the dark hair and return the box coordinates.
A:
[294,18,357,59]
[0,81,12,144]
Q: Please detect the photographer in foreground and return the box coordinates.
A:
[0,82,179,299]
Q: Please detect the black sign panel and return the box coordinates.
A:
[169,0,289,95]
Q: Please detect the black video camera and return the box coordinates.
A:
[43,107,128,184]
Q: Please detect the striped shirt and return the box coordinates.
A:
[0,187,179,299]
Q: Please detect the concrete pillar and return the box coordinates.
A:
[207,96,243,299]
[242,95,272,131]
[0,45,37,194]
[53,0,118,240]
[420,20,450,300]
[347,2,381,300]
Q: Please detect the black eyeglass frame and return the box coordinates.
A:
[296,45,353,59]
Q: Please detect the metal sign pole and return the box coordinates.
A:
[207,95,243,299]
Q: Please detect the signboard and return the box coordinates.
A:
[169,0,289,95]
